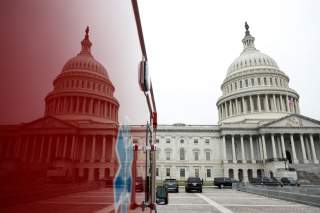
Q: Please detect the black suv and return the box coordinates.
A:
[185,177,202,193]
[164,178,179,193]
[213,177,233,188]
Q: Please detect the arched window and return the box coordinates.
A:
[180,148,185,160]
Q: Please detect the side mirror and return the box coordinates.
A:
[156,186,168,205]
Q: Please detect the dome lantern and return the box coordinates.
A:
[242,22,256,52]
[79,26,92,56]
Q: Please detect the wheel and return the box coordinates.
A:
[186,188,189,193]
[176,188,179,193]
[199,189,202,193]
[165,198,168,204]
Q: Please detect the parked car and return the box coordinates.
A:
[135,176,144,192]
[213,177,233,188]
[185,177,202,193]
[257,177,283,186]
[164,178,179,192]
[280,177,300,186]
[156,185,168,205]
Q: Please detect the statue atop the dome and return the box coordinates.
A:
[244,22,249,31]
[85,26,89,36]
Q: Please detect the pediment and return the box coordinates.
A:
[22,116,77,130]
[262,114,320,128]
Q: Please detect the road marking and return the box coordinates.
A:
[223,204,304,207]
[196,193,234,213]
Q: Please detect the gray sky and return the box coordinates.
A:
[139,0,320,124]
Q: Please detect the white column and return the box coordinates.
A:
[296,100,300,114]
[262,135,267,160]
[271,134,277,159]
[70,135,75,160]
[240,135,246,163]
[249,95,254,112]
[235,99,239,115]
[290,134,298,164]
[62,135,68,158]
[46,136,52,163]
[250,135,255,163]
[265,94,269,112]
[232,135,236,163]
[309,134,319,163]
[242,97,247,113]
[38,136,45,163]
[280,134,287,159]
[55,136,60,158]
[280,95,284,112]
[80,136,86,163]
[15,136,22,158]
[229,100,232,116]
[273,94,277,112]
[101,136,106,162]
[300,134,308,163]
[90,135,96,163]
[76,96,80,113]
[257,95,261,112]
[222,135,227,162]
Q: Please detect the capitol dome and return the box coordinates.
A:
[217,22,300,124]
[44,27,119,124]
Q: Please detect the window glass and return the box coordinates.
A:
[195,168,199,177]
[156,168,159,176]
[180,148,185,160]
[180,168,185,177]
[166,139,170,144]
[205,139,210,144]
[206,151,210,160]
[166,168,170,177]
[194,152,199,161]
[180,139,184,144]
[166,151,171,160]
[194,139,198,144]
[207,169,211,178]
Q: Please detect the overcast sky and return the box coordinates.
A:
[0,0,319,125]
[139,0,320,124]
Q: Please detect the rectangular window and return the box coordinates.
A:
[207,169,211,178]
[166,152,171,160]
[245,79,248,87]
[166,139,170,144]
[205,139,210,144]
[251,78,254,86]
[258,78,261,85]
[194,152,199,161]
[166,168,170,177]
[240,80,243,88]
[156,139,159,143]
[195,168,199,177]
[156,168,159,176]
[264,77,267,85]
[180,168,185,177]
[194,139,198,144]
[206,151,210,161]
[270,77,273,85]
[235,82,237,89]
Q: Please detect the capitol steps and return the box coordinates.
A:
[292,164,320,185]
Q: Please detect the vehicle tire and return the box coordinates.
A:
[199,189,202,193]
[185,189,188,193]
[176,188,179,193]
[165,198,168,205]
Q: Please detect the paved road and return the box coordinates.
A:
[157,187,320,213]
[1,187,319,213]
[1,188,117,213]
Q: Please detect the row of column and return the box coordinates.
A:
[222,133,319,164]
[46,96,118,121]
[218,94,300,120]
[2,135,116,164]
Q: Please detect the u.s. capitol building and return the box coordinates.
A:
[154,23,320,183]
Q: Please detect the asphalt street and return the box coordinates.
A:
[1,187,319,213]
[157,187,320,213]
